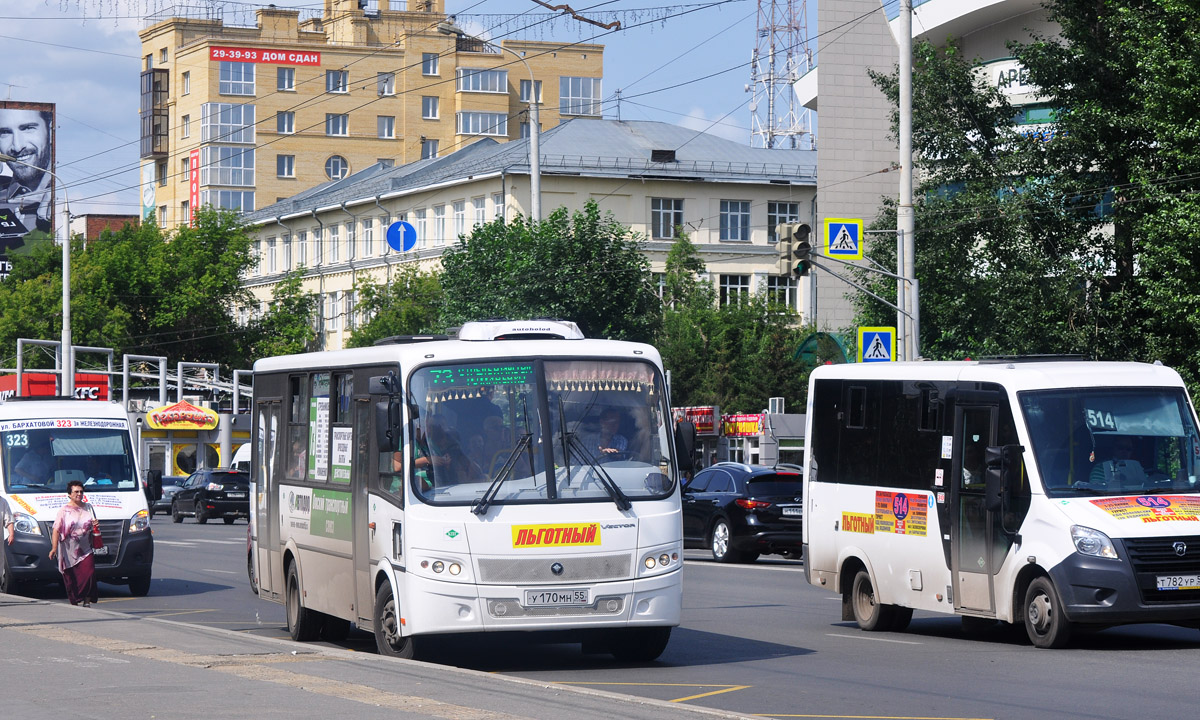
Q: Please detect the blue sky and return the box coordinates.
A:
[0,0,817,217]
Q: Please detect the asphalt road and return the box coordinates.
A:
[18,517,1200,720]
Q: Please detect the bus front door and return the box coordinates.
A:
[256,400,282,600]
[951,405,1000,614]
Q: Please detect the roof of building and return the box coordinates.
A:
[246,118,817,224]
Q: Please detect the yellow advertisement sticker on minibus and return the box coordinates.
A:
[842,512,875,534]
[512,523,601,548]
[1091,496,1200,523]
[874,491,928,536]
[9,494,36,515]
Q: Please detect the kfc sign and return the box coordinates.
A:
[0,372,109,401]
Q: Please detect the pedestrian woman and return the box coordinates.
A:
[48,480,99,607]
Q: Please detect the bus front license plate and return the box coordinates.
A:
[1157,575,1200,590]
[524,588,590,607]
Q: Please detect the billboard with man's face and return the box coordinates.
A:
[0,100,56,278]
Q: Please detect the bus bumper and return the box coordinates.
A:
[8,531,153,585]
[1049,552,1200,626]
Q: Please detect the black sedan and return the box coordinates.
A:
[682,462,803,563]
[171,468,251,525]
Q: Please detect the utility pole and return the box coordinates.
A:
[897,0,917,360]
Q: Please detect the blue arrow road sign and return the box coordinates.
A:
[386,221,417,252]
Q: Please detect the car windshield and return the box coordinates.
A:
[2,423,138,493]
[1019,387,1200,497]
[409,358,677,506]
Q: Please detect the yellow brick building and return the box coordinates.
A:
[137,0,603,227]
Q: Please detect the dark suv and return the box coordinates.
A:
[682,462,803,563]
[171,468,251,525]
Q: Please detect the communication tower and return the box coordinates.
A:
[747,0,813,149]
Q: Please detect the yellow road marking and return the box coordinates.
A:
[552,681,750,703]
[669,685,750,703]
[95,597,139,603]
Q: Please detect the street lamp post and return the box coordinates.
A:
[0,152,72,395]
[437,20,541,221]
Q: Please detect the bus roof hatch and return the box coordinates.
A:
[457,320,585,341]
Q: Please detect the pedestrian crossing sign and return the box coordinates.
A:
[858,326,895,363]
[825,218,863,260]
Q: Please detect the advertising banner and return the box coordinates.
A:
[210,46,321,65]
[189,148,200,226]
[145,399,219,430]
[1,100,56,278]
[673,406,719,436]
[721,413,764,437]
[0,372,110,401]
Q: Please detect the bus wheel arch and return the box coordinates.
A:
[841,557,909,632]
[1021,572,1072,649]
[373,579,417,659]
[284,553,321,642]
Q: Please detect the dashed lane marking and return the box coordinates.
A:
[824,633,922,645]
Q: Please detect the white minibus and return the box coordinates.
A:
[250,321,694,660]
[803,359,1200,647]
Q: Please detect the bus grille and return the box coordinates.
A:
[40,519,124,566]
[487,596,625,618]
[477,554,632,584]
[1124,535,1200,604]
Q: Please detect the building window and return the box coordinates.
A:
[181,200,190,224]
[181,71,190,95]
[296,230,307,266]
[329,224,340,263]
[422,52,439,76]
[156,160,167,186]
[159,47,168,64]
[422,96,439,119]
[181,156,190,182]
[180,114,190,138]
[199,189,254,212]
[719,274,750,306]
[433,205,446,246]
[719,200,751,242]
[413,208,427,249]
[519,79,542,103]
[325,155,349,179]
[282,234,292,270]
[277,67,295,91]
[456,111,507,136]
[493,192,504,221]
[361,218,374,257]
[326,69,348,93]
[277,111,294,134]
[277,154,295,178]
[326,292,339,331]
[377,71,395,96]
[520,122,531,139]
[326,113,348,136]
[560,76,601,116]
[200,146,255,186]
[377,115,395,139]
[421,138,439,159]
[267,237,277,273]
[651,198,683,239]
[765,275,797,309]
[452,200,465,240]
[473,196,486,226]
[219,61,255,95]
[201,103,255,144]
[158,205,167,227]
[310,228,322,265]
[345,221,355,259]
[767,201,801,244]
[456,68,508,93]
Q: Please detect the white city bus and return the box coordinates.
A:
[803,359,1200,647]
[250,321,693,660]
[1,398,153,595]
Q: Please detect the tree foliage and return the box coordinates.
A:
[345,266,443,348]
[439,201,661,342]
[249,269,320,358]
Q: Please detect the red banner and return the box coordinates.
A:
[673,406,718,436]
[0,373,110,401]
[210,46,321,65]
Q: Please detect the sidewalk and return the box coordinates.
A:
[0,593,749,720]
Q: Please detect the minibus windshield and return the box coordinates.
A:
[1020,388,1199,497]
[2,426,138,493]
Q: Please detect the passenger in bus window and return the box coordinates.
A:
[288,437,307,478]
[14,435,54,485]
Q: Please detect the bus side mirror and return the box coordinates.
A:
[148,469,163,502]
[376,399,402,453]
[985,444,1023,513]
[675,420,697,474]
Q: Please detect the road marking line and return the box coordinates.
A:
[203,569,237,574]
[825,633,922,645]
[191,539,243,545]
[552,681,751,703]
[152,540,196,546]
[147,609,218,619]
[751,714,990,719]
[670,685,751,703]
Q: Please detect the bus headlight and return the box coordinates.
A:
[129,509,150,533]
[1071,525,1118,559]
[641,549,680,575]
[14,512,42,536]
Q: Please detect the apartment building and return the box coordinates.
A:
[240,119,817,351]
[137,0,603,228]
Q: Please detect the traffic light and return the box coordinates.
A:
[792,223,812,277]
[776,223,795,276]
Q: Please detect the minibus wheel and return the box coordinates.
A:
[1023,576,1072,648]
[851,569,897,631]
[374,583,416,659]
[286,563,320,642]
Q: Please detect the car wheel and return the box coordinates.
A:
[171,501,184,524]
[1024,576,1072,648]
[374,582,416,658]
[286,563,320,642]
[850,569,897,631]
[128,573,151,597]
[610,626,672,662]
[194,501,207,524]
[710,519,745,563]
[224,516,236,525]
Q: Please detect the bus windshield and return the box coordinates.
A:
[1020,387,1200,497]
[2,424,138,493]
[409,358,677,506]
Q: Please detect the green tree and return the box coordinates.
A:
[345,266,443,348]
[249,269,320,358]
[439,201,661,342]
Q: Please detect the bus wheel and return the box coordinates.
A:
[374,583,416,659]
[128,574,151,597]
[610,626,672,662]
[850,569,896,631]
[286,563,321,642]
[1024,576,1072,649]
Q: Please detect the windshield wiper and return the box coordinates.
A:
[472,432,532,515]
[565,433,631,511]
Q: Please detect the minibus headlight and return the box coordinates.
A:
[14,512,42,536]
[1071,525,1118,559]
[129,509,150,533]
